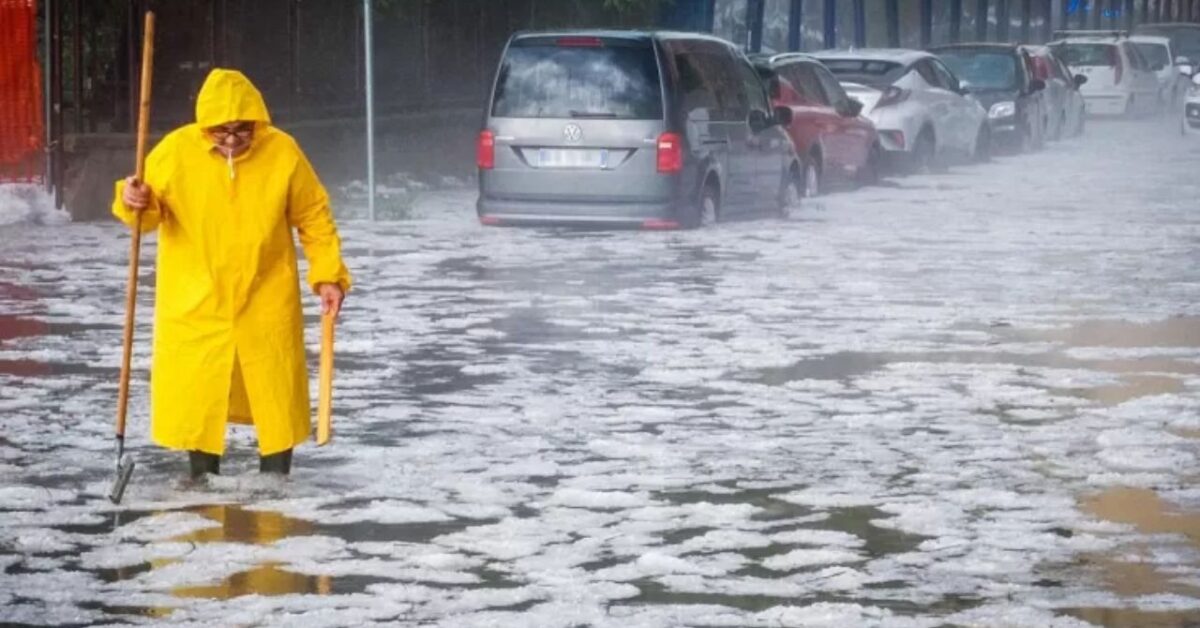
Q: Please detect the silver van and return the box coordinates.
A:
[476,31,801,229]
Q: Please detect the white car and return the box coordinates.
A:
[1183,72,1200,135]
[1130,34,1191,107]
[811,49,987,171]
[1050,33,1160,116]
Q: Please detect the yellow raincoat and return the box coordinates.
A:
[112,69,351,456]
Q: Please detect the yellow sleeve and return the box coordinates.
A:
[111,134,173,232]
[287,149,352,293]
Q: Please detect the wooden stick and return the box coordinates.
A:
[316,312,335,445]
[116,11,154,443]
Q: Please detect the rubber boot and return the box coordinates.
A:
[188,451,221,478]
[259,448,293,475]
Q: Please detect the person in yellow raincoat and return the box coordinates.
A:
[112,68,351,478]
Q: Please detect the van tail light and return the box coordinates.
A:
[642,218,680,230]
[477,130,495,170]
[656,132,683,174]
[876,86,910,108]
[1110,47,1123,84]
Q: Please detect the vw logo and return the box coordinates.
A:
[562,123,583,144]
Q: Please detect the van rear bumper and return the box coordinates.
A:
[476,196,686,229]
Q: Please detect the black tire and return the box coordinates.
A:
[778,165,803,218]
[684,180,719,230]
[972,125,991,163]
[856,143,881,187]
[801,152,821,198]
[909,129,936,174]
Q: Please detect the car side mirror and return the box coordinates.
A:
[749,109,771,131]
[958,80,973,95]
[1073,74,1088,87]
[1180,64,1195,77]
[1029,78,1046,93]
[835,98,863,117]
[1193,73,1200,86]
[773,105,793,126]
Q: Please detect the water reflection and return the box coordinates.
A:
[167,505,333,600]
[173,563,332,599]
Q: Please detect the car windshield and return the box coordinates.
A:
[1052,43,1117,67]
[818,58,906,87]
[1134,43,1171,69]
[937,51,1018,90]
[491,40,663,119]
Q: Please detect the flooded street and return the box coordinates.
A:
[2,118,1200,627]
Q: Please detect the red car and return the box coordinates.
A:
[752,53,881,196]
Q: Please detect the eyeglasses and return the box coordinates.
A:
[208,123,254,141]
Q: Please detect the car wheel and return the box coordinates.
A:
[684,180,719,229]
[856,143,881,187]
[972,125,991,163]
[699,183,719,227]
[778,166,803,218]
[910,129,936,174]
[802,154,821,198]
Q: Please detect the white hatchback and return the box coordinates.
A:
[1050,34,1160,116]
[811,49,987,171]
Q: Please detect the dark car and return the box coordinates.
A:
[751,53,881,195]
[476,31,801,229]
[930,43,1047,153]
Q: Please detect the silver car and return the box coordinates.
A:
[476,31,801,229]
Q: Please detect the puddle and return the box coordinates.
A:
[1031,317,1200,349]
[737,317,1199,407]
[1082,488,1200,546]
[172,504,315,545]
[1054,375,1187,407]
[1064,488,1200,627]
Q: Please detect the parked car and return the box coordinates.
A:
[1129,34,1190,107]
[931,43,1046,152]
[476,31,801,229]
[1023,44,1088,139]
[1132,22,1200,68]
[751,52,881,195]
[1049,32,1160,116]
[810,49,988,172]
[1183,72,1200,136]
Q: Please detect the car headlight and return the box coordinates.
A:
[988,101,1016,119]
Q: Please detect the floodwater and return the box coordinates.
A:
[1,118,1199,626]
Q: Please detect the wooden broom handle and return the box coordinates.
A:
[317,312,335,445]
[116,12,154,439]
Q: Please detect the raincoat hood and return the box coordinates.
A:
[195,69,271,128]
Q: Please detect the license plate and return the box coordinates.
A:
[538,148,608,169]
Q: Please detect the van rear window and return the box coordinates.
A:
[492,41,664,120]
